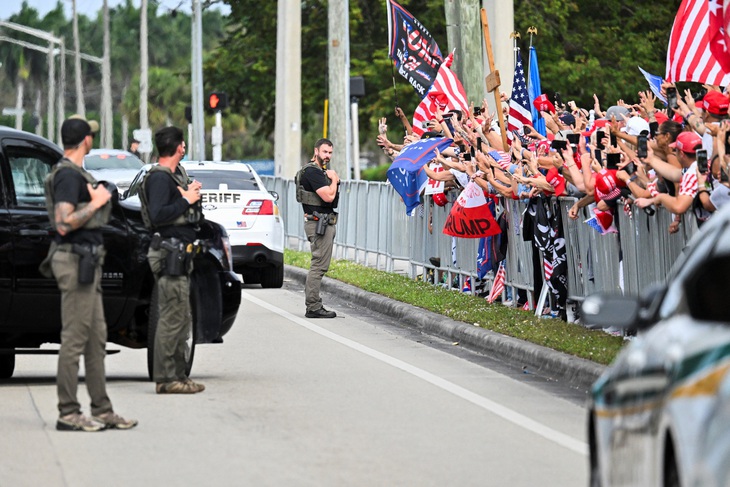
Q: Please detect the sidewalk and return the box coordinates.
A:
[285,265,606,393]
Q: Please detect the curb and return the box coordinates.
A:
[285,265,606,393]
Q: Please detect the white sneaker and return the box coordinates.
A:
[501,300,513,307]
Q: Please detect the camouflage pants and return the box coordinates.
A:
[147,247,193,384]
[51,246,112,417]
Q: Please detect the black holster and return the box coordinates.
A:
[159,239,186,277]
[313,211,328,236]
[72,243,100,285]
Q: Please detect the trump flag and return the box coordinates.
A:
[443,182,501,239]
[387,137,454,215]
[386,0,443,98]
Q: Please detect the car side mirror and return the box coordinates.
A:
[684,255,730,322]
[580,293,640,330]
[269,190,279,201]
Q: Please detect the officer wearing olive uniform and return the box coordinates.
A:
[140,126,205,394]
[296,138,340,318]
[44,115,137,431]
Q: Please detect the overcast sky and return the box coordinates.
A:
[2,0,230,20]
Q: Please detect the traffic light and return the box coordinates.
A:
[208,92,228,111]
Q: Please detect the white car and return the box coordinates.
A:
[181,161,285,288]
[84,149,144,193]
[582,203,730,487]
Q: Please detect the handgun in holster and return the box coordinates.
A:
[159,238,186,276]
[72,243,99,285]
[313,211,328,235]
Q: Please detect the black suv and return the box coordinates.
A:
[0,127,241,379]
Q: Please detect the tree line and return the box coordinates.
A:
[1,0,682,161]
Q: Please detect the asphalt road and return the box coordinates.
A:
[0,281,589,486]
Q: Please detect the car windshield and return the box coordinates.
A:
[85,153,144,171]
[187,169,259,191]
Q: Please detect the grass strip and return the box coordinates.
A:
[285,249,624,365]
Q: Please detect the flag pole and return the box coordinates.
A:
[390,61,406,136]
[528,26,537,48]
[480,8,508,151]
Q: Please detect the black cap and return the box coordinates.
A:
[61,115,99,146]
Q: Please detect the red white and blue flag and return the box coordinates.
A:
[443,181,501,239]
[486,261,506,303]
[666,0,730,86]
[386,0,443,98]
[387,137,454,215]
[507,50,533,139]
[412,52,470,137]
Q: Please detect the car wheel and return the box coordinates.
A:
[261,264,284,288]
[0,351,15,379]
[146,282,197,381]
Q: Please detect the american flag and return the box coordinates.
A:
[666,0,730,86]
[488,150,512,170]
[507,50,533,138]
[412,52,470,137]
[486,261,506,304]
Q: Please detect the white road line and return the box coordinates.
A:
[241,291,588,456]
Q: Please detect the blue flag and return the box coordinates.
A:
[527,46,546,136]
[387,137,453,215]
[476,237,488,280]
[638,66,667,105]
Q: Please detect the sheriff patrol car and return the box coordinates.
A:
[181,161,285,288]
[582,202,730,487]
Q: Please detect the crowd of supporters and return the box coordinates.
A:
[375,84,730,321]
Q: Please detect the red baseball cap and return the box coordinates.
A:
[546,167,566,196]
[702,90,730,116]
[594,169,624,203]
[533,94,556,114]
[433,192,448,207]
[669,131,703,154]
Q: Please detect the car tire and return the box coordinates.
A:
[146,282,197,381]
[261,264,284,288]
[0,351,15,379]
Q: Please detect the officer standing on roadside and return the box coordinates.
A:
[44,115,137,431]
[140,126,206,394]
[296,138,340,318]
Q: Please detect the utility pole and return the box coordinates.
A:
[138,0,151,160]
[444,0,484,104]
[47,42,55,140]
[327,0,350,178]
[274,0,301,178]
[101,0,113,147]
[191,0,205,161]
[72,0,85,116]
[57,38,66,145]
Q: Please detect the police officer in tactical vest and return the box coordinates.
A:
[44,115,137,431]
[296,138,340,318]
[140,126,205,394]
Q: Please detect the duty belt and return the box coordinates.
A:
[304,212,337,225]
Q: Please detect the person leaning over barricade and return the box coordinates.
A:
[634,131,703,222]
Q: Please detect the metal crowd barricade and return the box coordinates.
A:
[262,175,699,302]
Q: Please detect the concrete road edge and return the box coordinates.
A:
[285,265,606,393]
